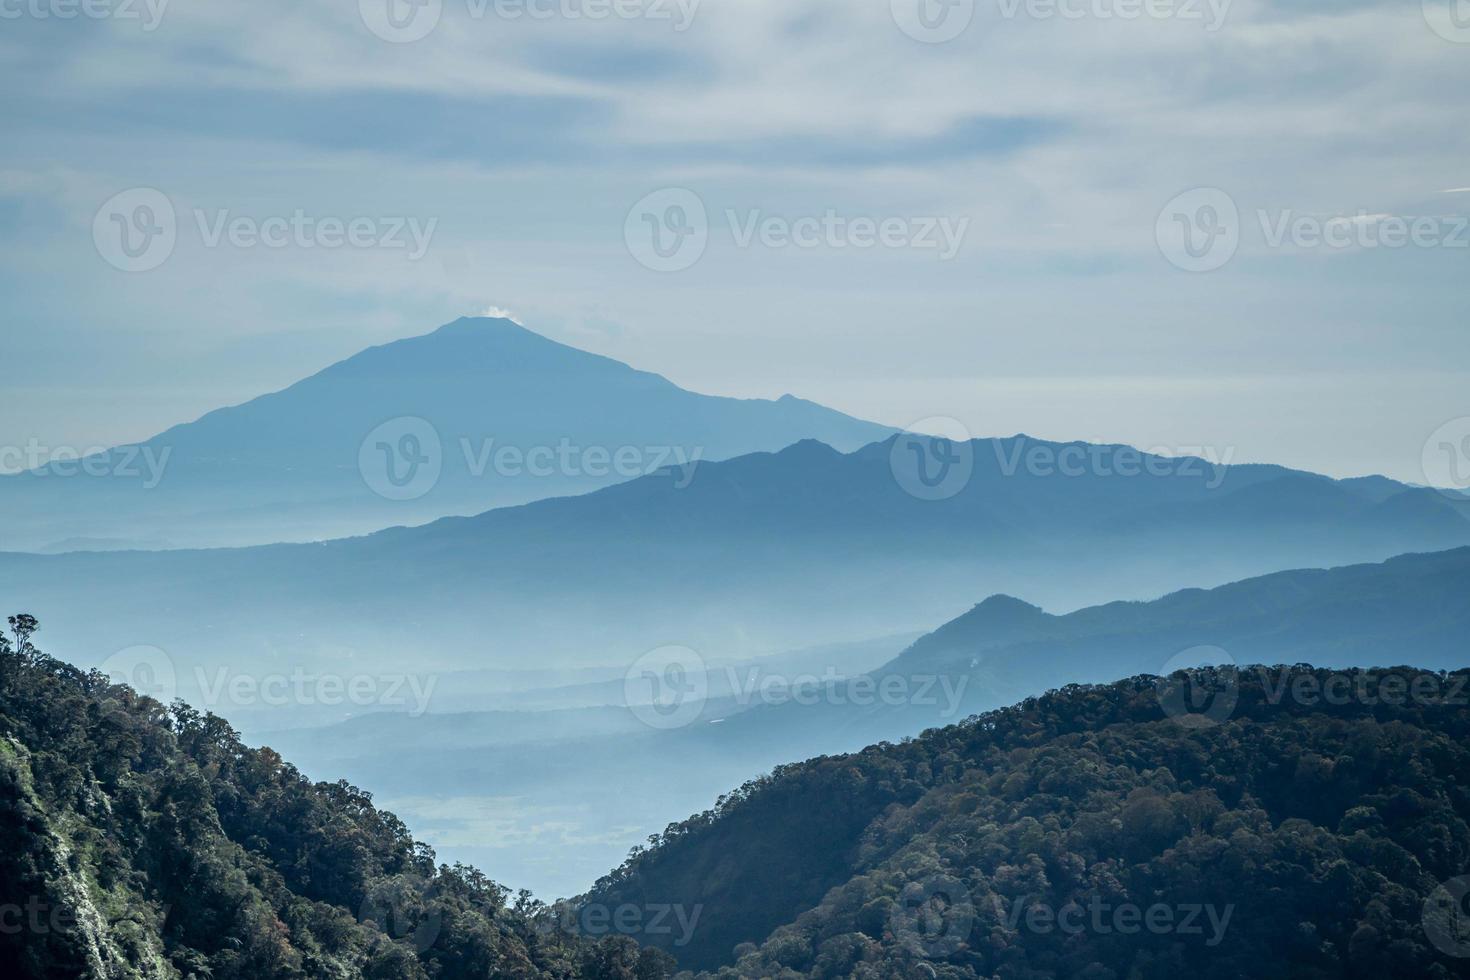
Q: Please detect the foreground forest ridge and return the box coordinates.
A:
[0,618,674,980]
[3,616,1470,979]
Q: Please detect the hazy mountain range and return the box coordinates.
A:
[5,313,1469,904]
[0,317,892,552]
[265,545,1470,898]
[3,311,1469,979]
[2,425,1466,729]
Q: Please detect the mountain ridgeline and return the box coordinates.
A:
[586,664,1470,977]
[0,317,893,552]
[2,433,1467,730]
[692,544,1470,760]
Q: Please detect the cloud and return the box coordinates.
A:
[0,0,1466,485]
[479,306,524,324]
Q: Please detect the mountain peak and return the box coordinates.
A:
[314,316,623,382]
[883,594,1055,675]
[968,593,1048,624]
[776,438,843,458]
[438,314,533,335]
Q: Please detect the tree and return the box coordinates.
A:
[7,614,38,658]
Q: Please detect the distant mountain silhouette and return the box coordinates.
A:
[2,435,1466,730]
[703,544,1470,757]
[0,317,893,551]
[260,545,1470,900]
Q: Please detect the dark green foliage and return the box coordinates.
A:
[590,666,1470,978]
[0,620,672,980]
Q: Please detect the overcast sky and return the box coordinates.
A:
[2,0,1467,483]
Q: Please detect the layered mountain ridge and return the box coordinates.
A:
[0,317,893,552]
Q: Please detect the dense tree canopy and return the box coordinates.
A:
[590,665,1470,978]
[0,619,674,980]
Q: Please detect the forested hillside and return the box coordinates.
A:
[589,664,1470,978]
[8,609,1470,980]
[0,618,672,980]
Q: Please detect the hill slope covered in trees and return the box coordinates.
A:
[588,664,1470,977]
[0,618,672,980]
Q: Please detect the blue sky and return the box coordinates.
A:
[1,0,1467,483]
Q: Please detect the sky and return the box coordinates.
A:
[1,0,1467,484]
